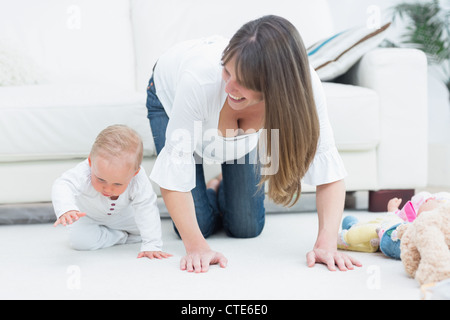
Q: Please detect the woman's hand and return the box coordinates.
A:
[306,246,362,271]
[181,248,228,273]
[160,188,228,273]
[311,179,362,271]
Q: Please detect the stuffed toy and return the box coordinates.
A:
[396,204,450,285]
[388,191,450,221]
[337,214,403,253]
[378,221,404,259]
[337,192,450,258]
[380,191,450,259]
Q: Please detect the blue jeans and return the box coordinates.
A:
[146,76,265,238]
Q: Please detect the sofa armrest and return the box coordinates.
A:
[343,48,428,189]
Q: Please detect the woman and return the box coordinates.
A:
[146,15,361,273]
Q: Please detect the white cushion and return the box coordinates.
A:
[308,23,391,81]
[0,83,379,162]
[131,0,334,91]
[428,142,450,187]
[0,84,154,162]
[0,0,135,90]
[323,82,380,151]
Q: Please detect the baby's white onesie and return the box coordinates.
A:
[52,159,163,252]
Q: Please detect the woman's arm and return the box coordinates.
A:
[160,188,228,272]
[306,179,362,271]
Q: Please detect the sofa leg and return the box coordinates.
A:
[368,189,415,212]
[345,191,357,209]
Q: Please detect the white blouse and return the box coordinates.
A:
[150,36,347,192]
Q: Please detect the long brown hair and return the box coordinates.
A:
[222,15,320,207]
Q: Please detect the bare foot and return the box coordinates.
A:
[206,174,222,193]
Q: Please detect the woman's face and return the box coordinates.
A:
[222,57,264,111]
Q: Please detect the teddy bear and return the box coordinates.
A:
[396,203,450,285]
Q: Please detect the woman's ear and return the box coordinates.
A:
[134,168,141,176]
[88,155,92,167]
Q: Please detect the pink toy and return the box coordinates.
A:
[394,201,417,222]
[390,192,450,223]
[402,201,417,222]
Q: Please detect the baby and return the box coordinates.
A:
[52,124,171,259]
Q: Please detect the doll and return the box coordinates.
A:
[387,191,450,222]
[337,192,450,258]
[337,214,403,253]
[380,191,450,259]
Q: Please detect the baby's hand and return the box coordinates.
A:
[53,210,87,227]
[137,251,173,259]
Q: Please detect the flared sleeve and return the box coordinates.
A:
[302,145,347,186]
[149,144,196,192]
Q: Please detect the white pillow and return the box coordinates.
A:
[308,22,391,81]
[0,39,45,86]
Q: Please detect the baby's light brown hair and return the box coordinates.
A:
[90,124,143,171]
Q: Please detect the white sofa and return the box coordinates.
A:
[0,0,428,211]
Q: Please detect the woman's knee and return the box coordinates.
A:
[224,212,265,238]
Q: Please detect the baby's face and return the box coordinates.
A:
[89,155,139,199]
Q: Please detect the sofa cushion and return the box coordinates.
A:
[0,84,155,162]
[0,82,379,163]
[0,0,135,90]
[0,38,45,86]
[308,22,391,81]
[323,82,380,151]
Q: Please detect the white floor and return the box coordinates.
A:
[0,210,422,300]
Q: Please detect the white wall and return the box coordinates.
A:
[327,0,396,30]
